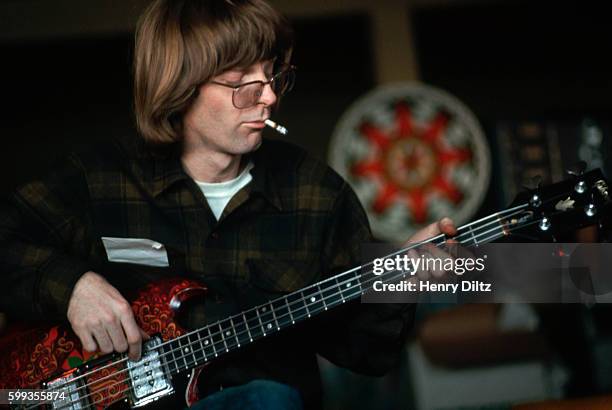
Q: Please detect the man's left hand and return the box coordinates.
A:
[403,217,458,279]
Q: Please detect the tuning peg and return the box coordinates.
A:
[575,180,587,194]
[584,193,597,217]
[539,215,551,231]
[567,161,587,177]
[566,161,589,194]
[522,176,543,208]
[530,193,542,208]
[566,162,589,194]
[522,175,543,191]
[585,203,597,217]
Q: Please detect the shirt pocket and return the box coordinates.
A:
[246,257,320,294]
[101,236,169,267]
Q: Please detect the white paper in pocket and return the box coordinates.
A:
[101,237,170,267]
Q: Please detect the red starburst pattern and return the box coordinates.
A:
[350,101,472,224]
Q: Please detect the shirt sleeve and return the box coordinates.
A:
[315,182,415,376]
[0,154,94,320]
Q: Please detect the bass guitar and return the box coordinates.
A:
[0,166,609,409]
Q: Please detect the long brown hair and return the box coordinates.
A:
[134,0,293,144]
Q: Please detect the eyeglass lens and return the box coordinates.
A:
[233,69,295,108]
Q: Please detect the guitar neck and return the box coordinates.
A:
[162,208,512,376]
[26,169,607,408]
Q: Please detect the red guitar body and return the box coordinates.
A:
[0,168,609,408]
[0,278,207,408]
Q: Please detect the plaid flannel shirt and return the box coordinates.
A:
[0,136,414,408]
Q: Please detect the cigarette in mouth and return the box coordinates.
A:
[264,119,288,135]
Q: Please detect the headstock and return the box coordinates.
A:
[500,166,610,241]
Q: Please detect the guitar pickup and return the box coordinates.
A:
[127,336,174,408]
[44,368,90,409]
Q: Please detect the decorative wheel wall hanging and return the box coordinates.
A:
[329,83,491,241]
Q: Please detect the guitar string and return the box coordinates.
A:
[29,205,527,408]
[33,204,529,394]
[49,217,544,410]
[55,216,533,410]
[30,204,532,409]
[33,205,521,394]
[51,267,417,410]
[43,211,537,410]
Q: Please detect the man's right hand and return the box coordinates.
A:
[67,271,148,361]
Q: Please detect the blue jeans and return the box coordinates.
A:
[189,380,303,410]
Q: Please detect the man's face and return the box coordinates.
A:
[182,60,277,155]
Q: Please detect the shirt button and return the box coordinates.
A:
[210,232,220,240]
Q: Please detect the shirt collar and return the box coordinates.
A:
[248,143,284,210]
[133,137,283,210]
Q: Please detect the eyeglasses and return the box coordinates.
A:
[210,65,296,109]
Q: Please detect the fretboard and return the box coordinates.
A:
[162,206,518,375]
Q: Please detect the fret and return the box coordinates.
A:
[212,322,228,355]
[355,269,364,296]
[242,312,254,342]
[321,277,343,309]
[255,306,266,335]
[255,306,272,336]
[175,337,185,371]
[469,225,479,247]
[169,338,184,372]
[229,317,242,347]
[300,291,311,317]
[271,298,290,328]
[255,305,277,336]
[177,337,189,369]
[232,314,249,346]
[195,329,208,362]
[217,322,230,352]
[197,327,215,360]
[284,296,295,324]
[164,341,179,374]
[243,309,264,339]
[170,339,183,374]
[286,291,308,322]
[335,275,347,303]
[222,318,239,350]
[185,333,200,366]
[361,266,380,294]
[302,286,325,315]
[206,326,218,357]
[389,254,411,278]
[268,301,280,330]
[456,218,506,247]
[221,319,240,350]
[344,269,362,300]
[317,284,327,311]
[339,270,358,301]
[405,258,416,276]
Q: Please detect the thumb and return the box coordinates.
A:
[140,328,150,341]
[406,221,441,244]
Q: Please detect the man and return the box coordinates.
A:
[0,0,456,408]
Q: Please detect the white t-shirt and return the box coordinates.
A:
[195,162,254,220]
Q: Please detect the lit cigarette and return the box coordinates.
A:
[265,119,288,135]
